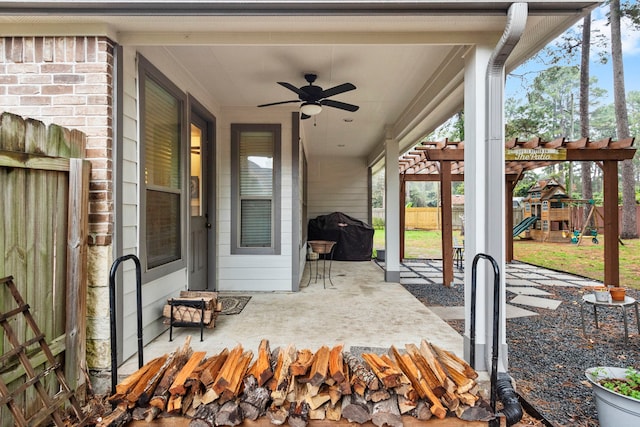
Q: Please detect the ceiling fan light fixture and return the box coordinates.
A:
[300,102,322,116]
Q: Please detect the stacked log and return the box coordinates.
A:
[162,291,221,329]
[99,338,486,427]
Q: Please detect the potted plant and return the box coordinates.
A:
[593,286,610,302]
[585,367,640,427]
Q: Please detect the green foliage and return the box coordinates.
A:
[372,217,385,229]
[372,170,385,208]
[601,368,640,401]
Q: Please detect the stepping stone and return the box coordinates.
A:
[506,279,540,287]
[505,304,539,318]
[510,295,562,310]
[517,273,549,280]
[533,279,580,288]
[400,278,429,285]
[506,286,551,296]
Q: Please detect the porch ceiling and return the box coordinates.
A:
[0,1,600,161]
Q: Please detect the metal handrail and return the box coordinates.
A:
[108,254,143,395]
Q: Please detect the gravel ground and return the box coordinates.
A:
[401,262,640,427]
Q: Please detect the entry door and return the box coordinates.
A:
[189,114,211,290]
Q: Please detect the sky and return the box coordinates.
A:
[505,4,640,106]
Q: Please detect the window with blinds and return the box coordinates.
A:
[139,54,186,272]
[231,124,281,254]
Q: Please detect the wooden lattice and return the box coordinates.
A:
[0,276,87,426]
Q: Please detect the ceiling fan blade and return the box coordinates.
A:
[300,113,311,120]
[320,99,359,112]
[278,82,307,97]
[321,82,356,98]
[257,100,300,107]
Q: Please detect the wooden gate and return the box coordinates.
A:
[0,112,90,425]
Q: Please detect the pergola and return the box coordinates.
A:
[398,136,636,287]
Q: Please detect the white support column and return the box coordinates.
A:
[464,44,492,371]
[384,134,400,282]
[465,3,528,374]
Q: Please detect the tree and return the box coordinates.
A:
[580,13,594,225]
[611,0,637,238]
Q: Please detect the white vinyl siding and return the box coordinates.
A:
[307,156,369,223]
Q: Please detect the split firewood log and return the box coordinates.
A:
[430,343,477,394]
[170,351,207,396]
[418,341,457,393]
[240,375,271,420]
[271,344,297,406]
[308,345,330,387]
[325,401,342,421]
[389,345,446,420]
[341,392,372,424]
[191,402,220,426]
[365,387,391,403]
[413,399,433,421]
[361,352,403,389]
[305,383,331,410]
[216,399,243,426]
[97,402,131,427]
[404,344,446,397]
[109,358,158,401]
[343,351,379,394]
[288,400,310,427]
[200,348,230,387]
[137,353,176,406]
[371,395,402,427]
[219,350,254,404]
[309,402,327,420]
[247,339,274,387]
[289,349,314,377]
[397,394,417,414]
[267,402,288,425]
[406,343,459,411]
[328,344,345,384]
[121,355,169,406]
[148,337,193,414]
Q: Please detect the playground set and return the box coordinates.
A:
[514,178,605,244]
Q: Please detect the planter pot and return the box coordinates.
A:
[585,367,640,427]
[593,287,610,302]
[610,287,626,301]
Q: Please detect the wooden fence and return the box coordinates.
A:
[0,112,90,425]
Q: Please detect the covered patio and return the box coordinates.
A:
[119,260,464,377]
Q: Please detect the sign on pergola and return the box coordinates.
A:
[398,136,636,287]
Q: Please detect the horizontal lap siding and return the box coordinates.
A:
[218,108,293,292]
[307,156,369,222]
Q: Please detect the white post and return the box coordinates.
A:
[464,44,492,371]
[384,133,400,282]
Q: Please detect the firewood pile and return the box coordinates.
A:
[162,291,221,328]
[98,337,490,427]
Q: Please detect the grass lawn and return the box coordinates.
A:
[373,228,640,290]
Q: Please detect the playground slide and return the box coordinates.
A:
[513,216,538,238]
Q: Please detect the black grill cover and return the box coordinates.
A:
[308,212,374,261]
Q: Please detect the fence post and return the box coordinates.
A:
[65,158,91,395]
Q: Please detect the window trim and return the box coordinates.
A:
[230,123,281,255]
[138,53,188,282]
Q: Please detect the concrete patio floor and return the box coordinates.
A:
[118,257,603,379]
[119,260,463,378]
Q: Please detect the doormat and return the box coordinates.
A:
[219,295,251,315]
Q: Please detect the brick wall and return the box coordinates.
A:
[0,36,114,246]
